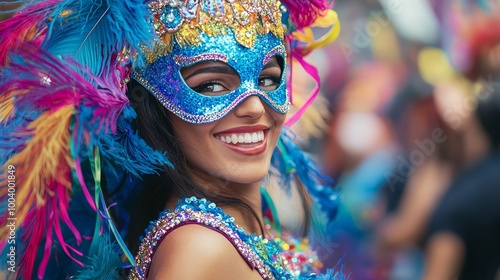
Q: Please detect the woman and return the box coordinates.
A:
[0,0,342,279]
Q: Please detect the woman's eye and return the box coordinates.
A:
[191,82,226,94]
[258,76,280,91]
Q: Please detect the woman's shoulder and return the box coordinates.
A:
[130,197,272,279]
[147,224,262,279]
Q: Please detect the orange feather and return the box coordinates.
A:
[0,104,74,237]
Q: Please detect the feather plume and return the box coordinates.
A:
[0,88,19,123]
[271,128,339,221]
[1,105,82,280]
[2,43,127,133]
[314,256,349,280]
[98,106,172,178]
[75,234,123,280]
[281,0,330,30]
[81,61,130,134]
[44,0,154,77]
[0,108,38,176]
[0,0,60,66]
[0,36,170,279]
[0,47,89,280]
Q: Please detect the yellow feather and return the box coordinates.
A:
[0,88,25,123]
[0,105,74,237]
[0,97,15,123]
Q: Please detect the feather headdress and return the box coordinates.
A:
[0,0,167,278]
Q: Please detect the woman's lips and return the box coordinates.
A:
[214,128,268,155]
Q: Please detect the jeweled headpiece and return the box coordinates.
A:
[146,0,284,56]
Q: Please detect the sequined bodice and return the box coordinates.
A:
[129,196,323,279]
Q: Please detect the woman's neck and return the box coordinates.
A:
[166,180,264,236]
[221,182,264,235]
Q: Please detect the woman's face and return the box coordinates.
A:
[169,57,286,188]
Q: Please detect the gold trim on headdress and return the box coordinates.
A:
[144,0,285,62]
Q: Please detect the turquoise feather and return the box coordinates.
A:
[74,234,123,280]
[43,0,154,77]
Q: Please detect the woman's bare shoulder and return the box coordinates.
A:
[147,224,263,280]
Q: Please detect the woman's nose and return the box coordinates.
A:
[233,95,266,119]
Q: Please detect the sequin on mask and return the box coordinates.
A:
[133,32,289,124]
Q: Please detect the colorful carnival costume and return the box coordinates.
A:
[0,0,343,279]
[132,196,333,279]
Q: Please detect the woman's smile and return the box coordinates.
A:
[214,125,269,155]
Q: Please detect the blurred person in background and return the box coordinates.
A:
[422,6,500,279]
[322,60,403,279]
[376,86,455,280]
[376,2,500,280]
[422,82,500,280]
[321,1,441,278]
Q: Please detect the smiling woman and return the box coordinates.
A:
[0,0,343,279]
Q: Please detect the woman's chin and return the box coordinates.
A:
[225,172,269,187]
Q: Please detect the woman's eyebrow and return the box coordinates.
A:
[184,65,238,80]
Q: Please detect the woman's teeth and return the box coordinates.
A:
[216,131,265,144]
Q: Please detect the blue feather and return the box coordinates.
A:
[97,105,172,178]
[313,268,350,280]
[0,109,34,215]
[0,108,38,162]
[43,0,154,77]
[271,127,340,222]
[74,234,123,280]
[309,255,350,280]
[106,0,155,68]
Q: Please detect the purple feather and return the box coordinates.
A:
[1,44,130,279]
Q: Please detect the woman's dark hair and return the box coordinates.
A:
[124,80,266,254]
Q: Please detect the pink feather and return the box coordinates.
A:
[1,45,128,279]
[5,45,129,131]
[19,181,83,280]
[82,60,130,134]
[0,0,61,66]
[281,0,331,30]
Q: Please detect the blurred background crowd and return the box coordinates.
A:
[2,0,500,279]
[300,0,500,279]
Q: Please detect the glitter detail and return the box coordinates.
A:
[268,232,325,278]
[133,32,289,123]
[145,0,285,60]
[174,53,229,67]
[133,71,290,123]
[148,0,184,34]
[263,45,286,65]
[129,197,292,279]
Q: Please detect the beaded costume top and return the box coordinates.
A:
[130,196,325,279]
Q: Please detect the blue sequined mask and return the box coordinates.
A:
[132,32,289,124]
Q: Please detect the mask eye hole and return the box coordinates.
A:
[259,56,284,91]
[181,61,241,96]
